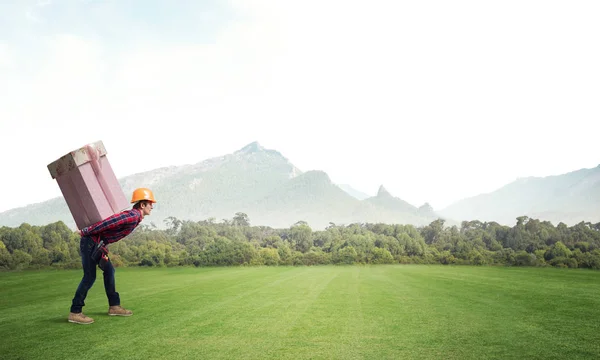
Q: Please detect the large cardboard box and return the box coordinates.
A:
[47,141,130,230]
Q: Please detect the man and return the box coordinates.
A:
[68,187,156,325]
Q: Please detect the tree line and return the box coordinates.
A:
[1,213,600,270]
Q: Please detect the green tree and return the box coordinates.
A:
[333,246,357,264]
[0,241,12,269]
[544,241,572,261]
[232,212,250,227]
[164,216,183,235]
[277,242,293,265]
[514,250,536,266]
[290,222,312,253]
[420,219,445,244]
[259,248,280,265]
[371,247,394,264]
[10,249,32,270]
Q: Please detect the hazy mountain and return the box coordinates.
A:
[0,142,442,230]
[245,170,362,228]
[351,186,440,226]
[337,184,371,200]
[438,165,600,226]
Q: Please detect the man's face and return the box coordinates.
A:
[141,201,154,216]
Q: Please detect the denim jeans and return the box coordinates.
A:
[70,236,120,313]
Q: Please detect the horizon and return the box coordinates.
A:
[1,0,599,213]
[1,139,598,214]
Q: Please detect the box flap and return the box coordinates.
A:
[47,141,107,179]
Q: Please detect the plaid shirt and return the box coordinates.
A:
[81,209,143,244]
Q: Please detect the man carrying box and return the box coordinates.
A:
[68,187,157,325]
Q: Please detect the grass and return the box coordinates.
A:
[1,265,600,359]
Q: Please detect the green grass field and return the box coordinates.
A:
[1,265,599,359]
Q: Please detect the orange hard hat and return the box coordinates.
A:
[131,188,156,203]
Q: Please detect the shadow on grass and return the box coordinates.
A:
[87,311,109,316]
[50,316,69,324]
[48,311,111,324]
[49,316,95,324]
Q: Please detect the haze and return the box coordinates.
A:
[0,0,598,213]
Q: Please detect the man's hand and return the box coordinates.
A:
[99,254,109,270]
[75,229,82,236]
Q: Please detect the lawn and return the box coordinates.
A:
[1,265,599,359]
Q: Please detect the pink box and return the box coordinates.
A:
[47,141,130,230]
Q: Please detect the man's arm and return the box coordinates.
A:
[81,211,140,236]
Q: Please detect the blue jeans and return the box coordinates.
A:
[70,236,120,313]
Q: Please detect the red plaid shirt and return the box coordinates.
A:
[81,209,143,244]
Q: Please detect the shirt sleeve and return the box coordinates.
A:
[81,211,139,236]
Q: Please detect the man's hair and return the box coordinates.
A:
[133,200,149,210]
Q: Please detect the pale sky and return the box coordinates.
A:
[0,0,599,214]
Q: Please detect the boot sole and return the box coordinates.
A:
[68,319,94,324]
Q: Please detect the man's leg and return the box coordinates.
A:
[69,236,96,324]
[102,258,120,306]
[103,258,133,316]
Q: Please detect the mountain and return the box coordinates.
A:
[353,185,442,225]
[337,184,371,200]
[245,170,362,228]
[0,142,442,230]
[438,165,600,226]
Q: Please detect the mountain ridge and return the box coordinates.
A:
[438,164,600,226]
[0,142,442,230]
[1,142,598,229]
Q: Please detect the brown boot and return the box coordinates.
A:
[108,305,133,316]
[68,312,94,324]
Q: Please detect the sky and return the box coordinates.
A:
[0,0,599,214]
